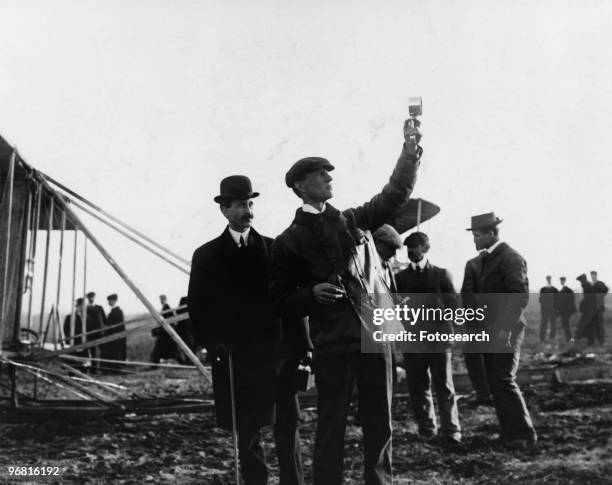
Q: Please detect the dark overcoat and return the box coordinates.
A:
[461,242,529,348]
[188,227,281,429]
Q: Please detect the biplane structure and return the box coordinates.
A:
[0,134,440,420]
[0,135,213,420]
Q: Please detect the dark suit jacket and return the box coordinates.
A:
[557,286,576,316]
[396,262,459,350]
[188,226,301,429]
[461,242,529,336]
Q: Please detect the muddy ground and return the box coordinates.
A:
[1,369,611,485]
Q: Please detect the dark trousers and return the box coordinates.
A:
[464,353,492,400]
[274,359,305,485]
[238,423,268,485]
[403,352,461,438]
[559,314,573,341]
[539,312,557,341]
[464,329,536,441]
[312,351,392,485]
[594,309,606,344]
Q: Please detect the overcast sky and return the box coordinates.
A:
[2,0,612,314]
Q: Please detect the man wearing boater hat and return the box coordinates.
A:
[461,212,537,449]
[187,175,310,485]
[271,120,422,485]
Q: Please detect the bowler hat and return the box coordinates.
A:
[466,212,503,231]
[285,157,335,187]
[214,175,260,203]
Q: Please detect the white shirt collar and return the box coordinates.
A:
[410,258,428,271]
[228,226,251,247]
[481,240,503,255]
[302,203,326,214]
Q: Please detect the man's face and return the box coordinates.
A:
[407,244,426,263]
[560,277,566,286]
[472,229,495,251]
[108,298,116,307]
[591,272,598,283]
[375,241,396,262]
[546,276,552,285]
[296,169,333,203]
[221,199,254,231]
[87,296,94,305]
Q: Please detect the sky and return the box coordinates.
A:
[1,0,612,315]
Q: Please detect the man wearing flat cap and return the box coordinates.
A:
[271,120,422,485]
[188,175,310,485]
[395,231,462,445]
[461,212,537,449]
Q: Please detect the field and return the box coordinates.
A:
[0,301,611,484]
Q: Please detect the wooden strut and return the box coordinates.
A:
[26,184,42,333]
[48,311,190,357]
[38,194,53,337]
[1,151,15,328]
[5,358,122,407]
[45,174,190,266]
[37,174,212,384]
[14,189,33,346]
[53,211,66,350]
[69,229,78,345]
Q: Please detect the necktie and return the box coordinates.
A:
[239,235,246,248]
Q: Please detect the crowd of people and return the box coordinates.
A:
[184,118,566,485]
[539,273,608,346]
[62,292,126,373]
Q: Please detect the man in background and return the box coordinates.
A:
[372,224,403,293]
[590,271,608,346]
[103,293,126,372]
[539,275,558,342]
[557,277,576,342]
[86,291,106,373]
[151,294,175,363]
[395,231,461,445]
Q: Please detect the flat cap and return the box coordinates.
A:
[86,291,96,298]
[285,157,335,187]
[404,231,429,247]
[107,293,118,301]
[373,224,403,250]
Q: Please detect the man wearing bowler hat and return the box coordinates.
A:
[270,119,422,485]
[187,175,310,485]
[461,212,537,449]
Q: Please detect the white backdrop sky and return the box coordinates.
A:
[2,0,611,314]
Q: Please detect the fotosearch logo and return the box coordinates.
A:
[372,304,487,326]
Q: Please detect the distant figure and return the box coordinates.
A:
[590,271,608,345]
[574,274,598,345]
[150,294,175,363]
[557,277,576,342]
[539,275,559,341]
[174,296,196,364]
[86,291,107,373]
[102,294,126,372]
[63,298,85,346]
[373,224,403,292]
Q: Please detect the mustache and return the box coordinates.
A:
[241,215,253,221]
